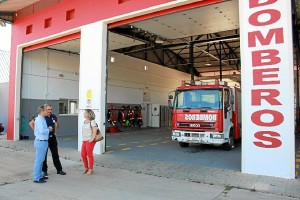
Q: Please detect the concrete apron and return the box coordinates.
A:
[0,134,300,199]
[0,145,298,200]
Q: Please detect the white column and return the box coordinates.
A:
[78,21,107,154]
[14,47,23,141]
[240,0,295,178]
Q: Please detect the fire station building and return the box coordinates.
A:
[0,0,298,179]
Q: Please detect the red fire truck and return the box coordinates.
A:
[169,80,241,151]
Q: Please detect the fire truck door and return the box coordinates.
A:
[223,89,232,134]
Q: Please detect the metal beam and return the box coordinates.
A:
[214,32,239,69]
[190,43,195,83]
[219,42,222,81]
[153,50,164,66]
[122,34,239,55]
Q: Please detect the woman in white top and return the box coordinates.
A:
[81,109,98,175]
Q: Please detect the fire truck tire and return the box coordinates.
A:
[179,142,189,147]
[223,129,235,151]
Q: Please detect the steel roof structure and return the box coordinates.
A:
[1,0,300,82]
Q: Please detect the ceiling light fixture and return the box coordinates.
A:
[155,37,164,44]
[205,59,212,66]
[129,26,167,44]
[110,56,115,63]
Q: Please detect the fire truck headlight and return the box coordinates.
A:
[173,132,181,137]
[210,134,224,139]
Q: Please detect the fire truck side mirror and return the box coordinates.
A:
[168,95,173,100]
[168,99,173,108]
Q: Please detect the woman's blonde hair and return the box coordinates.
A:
[85,109,95,120]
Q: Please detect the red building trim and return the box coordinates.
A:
[23,32,81,52]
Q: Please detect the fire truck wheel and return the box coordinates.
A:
[223,129,235,151]
[179,142,189,147]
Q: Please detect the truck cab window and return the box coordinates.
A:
[174,89,222,110]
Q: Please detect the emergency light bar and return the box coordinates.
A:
[181,80,228,86]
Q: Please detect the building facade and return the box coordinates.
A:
[1,0,296,179]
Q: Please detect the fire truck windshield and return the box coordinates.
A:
[174,89,222,110]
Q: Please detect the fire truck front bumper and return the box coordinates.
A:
[172,130,227,145]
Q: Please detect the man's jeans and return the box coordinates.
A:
[33,140,48,181]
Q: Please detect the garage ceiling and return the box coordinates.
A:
[46,32,145,54]
[0,0,40,22]
[110,0,240,79]
[42,0,241,81]
[131,0,239,40]
[109,33,145,50]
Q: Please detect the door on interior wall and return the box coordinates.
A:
[160,106,172,127]
[141,103,161,127]
[150,104,160,127]
[141,103,150,127]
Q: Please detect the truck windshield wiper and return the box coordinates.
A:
[177,107,191,109]
[199,107,211,109]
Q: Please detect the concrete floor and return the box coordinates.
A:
[58,127,241,171]
[56,127,300,176]
[106,127,241,170]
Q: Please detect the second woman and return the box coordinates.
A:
[81,109,98,175]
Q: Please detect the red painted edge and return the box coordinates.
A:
[23,32,81,52]
[108,0,224,28]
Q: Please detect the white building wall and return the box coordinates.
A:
[0,50,10,130]
[21,47,192,139]
[22,50,191,104]
[0,82,9,129]
[107,53,191,105]
[239,0,295,179]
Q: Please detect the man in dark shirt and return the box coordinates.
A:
[29,104,66,178]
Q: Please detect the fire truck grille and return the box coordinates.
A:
[191,133,205,138]
[177,122,214,130]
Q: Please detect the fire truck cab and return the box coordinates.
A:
[170,80,241,151]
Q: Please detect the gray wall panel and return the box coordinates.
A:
[20,99,78,138]
[0,82,8,130]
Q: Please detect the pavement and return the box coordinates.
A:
[0,133,300,200]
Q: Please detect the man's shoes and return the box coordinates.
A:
[57,170,66,175]
[43,172,48,179]
[33,179,46,183]
[41,176,48,180]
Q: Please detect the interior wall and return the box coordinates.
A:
[108,53,192,105]
[21,49,192,137]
